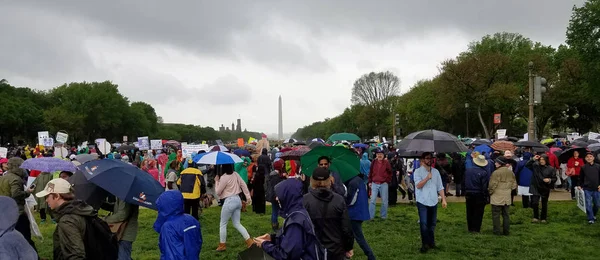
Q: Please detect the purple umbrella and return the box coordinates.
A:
[21,157,76,173]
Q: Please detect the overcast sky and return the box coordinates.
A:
[1,0,585,135]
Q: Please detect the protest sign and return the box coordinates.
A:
[576,188,586,213]
[38,131,49,145]
[496,129,507,139]
[138,136,150,150]
[43,138,54,147]
[54,146,69,159]
[56,132,68,143]
[182,144,209,158]
[150,139,163,150]
[0,147,7,158]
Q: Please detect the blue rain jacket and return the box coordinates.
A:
[154,191,202,260]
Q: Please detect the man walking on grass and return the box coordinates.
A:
[413,152,447,253]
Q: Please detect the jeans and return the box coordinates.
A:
[584,190,600,221]
[184,198,200,220]
[220,195,250,243]
[491,205,510,235]
[570,177,577,198]
[416,202,437,247]
[350,220,376,260]
[271,201,280,225]
[465,193,486,232]
[118,240,133,260]
[531,195,549,220]
[369,183,388,219]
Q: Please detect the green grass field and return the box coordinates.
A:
[33,201,598,259]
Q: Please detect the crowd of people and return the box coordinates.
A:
[1,136,599,259]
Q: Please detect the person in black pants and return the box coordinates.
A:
[464,154,490,233]
[526,154,556,223]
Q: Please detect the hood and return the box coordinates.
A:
[261,148,268,155]
[309,187,334,203]
[275,179,305,218]
[0,196,19,236]
[7,157,25,177]
[154,190,184,232]
[54,200,96,221]
[361,153,369,161]
[522,152,533,161]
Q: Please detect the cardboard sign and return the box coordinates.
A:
[0,147,7,158]
[56,132,68,144]
[150,139,163,150]
[496,129,507,139]
[237,138,244,147]
[38,131,49,145]
[182,144,209,158]
[42,138,54,148]
[123,136,128,142]
[494,114,501,124]
[137,136,150,150]
[576,188,586,213]
[94,138,111,154]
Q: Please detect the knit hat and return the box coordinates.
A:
[273,160,284,171]
[312,167,331,181]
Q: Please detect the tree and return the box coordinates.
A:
[566,0,600,97]
[351,71,400,107]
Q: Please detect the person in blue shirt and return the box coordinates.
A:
[359,153,371,184]
[154,190,202,260]
[413,152,447,253]
[345,174,375,260]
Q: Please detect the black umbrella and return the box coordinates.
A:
[308,141,324,149]
[396,129,467,153]
[117,145,137,152]
[588,139,599,144]
[238,245,274,260]
[293,141,306,146]
[571,140,589,148]
[499,137,519,142]
[69,170,109,209]
[471,139,492,146]
[558,147,588,163]
[515,141,547,148]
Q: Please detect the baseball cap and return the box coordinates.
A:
[312,167,331,181]
[35,178,72,198]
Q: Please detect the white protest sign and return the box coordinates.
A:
[182,144,209,158]
[38,131,49,145]
[576,188,586,213]
[43,138,54,147]
[0,147,7,158]
[496,129,507,139]
[95,138,111,154]
[150,139,163,150]
[138,136,150,150]
[54,147,69,159]
[56,132,68,144]
[123,136,128,142]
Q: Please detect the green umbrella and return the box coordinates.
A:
[327,132,361,142]
[300,146,360,182]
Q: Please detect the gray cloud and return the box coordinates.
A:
[198,75,252,106]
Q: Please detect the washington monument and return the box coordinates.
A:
[278,95,283,140]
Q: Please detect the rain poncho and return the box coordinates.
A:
[360,153,371,177]
[235,157,251,184]
[154,191,202,260]
[0,196,37,259]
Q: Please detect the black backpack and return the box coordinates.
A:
[83,215,119,260]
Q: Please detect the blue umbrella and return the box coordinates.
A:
[78,160,163,210]
[311,138,325,143]
[474,144,493,155]
[21,157,76,173]
[353,143,369,149]
[233,149,251,157]
[193,151,243,165]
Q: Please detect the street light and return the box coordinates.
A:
[465,103,469,137]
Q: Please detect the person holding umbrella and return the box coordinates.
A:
[526,154,556,223]
[414,152,447,253]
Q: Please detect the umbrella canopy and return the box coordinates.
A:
[283,138,297,144]
[117,145,137,152]
[490,140,516,152]
[165,140,180,146]
[474,144,493,155]
[559,147,588,163]
[570,140,589,148]
[328,133,361,142]
[540,138,556,145]
[193,151,243,165]
[471,139,492,146]
[499,137,519,142]
[209,145,229,152]
[78,160,164,210]
[21,157,76,173]
[300,146,360,182]
[588,143,600,152]
[76,153,99,164]
[396,129,467,153]
[515,141,547,148]
[69,170,109,209]
[311,138,325,143]
[364,140,378,144]
[280,146,311,161]
[233,149,251,157]
[352,143,369,149]
[293,141,306,146]
[588,139,600,144]
[308,141,324,149]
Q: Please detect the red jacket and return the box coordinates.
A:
[369,159,392,184]
[545,152,560,169]
[567,157,584,176]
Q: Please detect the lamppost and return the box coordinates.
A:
[465,103,469,137]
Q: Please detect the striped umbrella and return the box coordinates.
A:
[193,151,242,165]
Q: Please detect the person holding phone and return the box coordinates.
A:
[526,154,556,223]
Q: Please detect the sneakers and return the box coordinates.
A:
[540,220,547,224]
[245,238,254,248]
[531,218,539,223]
[588,220,595,224]
[40,219,46,224]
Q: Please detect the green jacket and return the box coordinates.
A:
[53,200,96,260]
[0,158,29,213]
[235,157,251,183]
[32,172,54,210]
[104,198,139,242]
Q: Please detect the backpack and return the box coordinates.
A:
[83,215,119,260]
[284,211,328,260]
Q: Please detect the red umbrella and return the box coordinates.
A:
[280,146,311,161]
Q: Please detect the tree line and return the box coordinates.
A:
[293,1,600,140]
[0,80,262,145]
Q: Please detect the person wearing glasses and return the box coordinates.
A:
[413,152,447,253]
